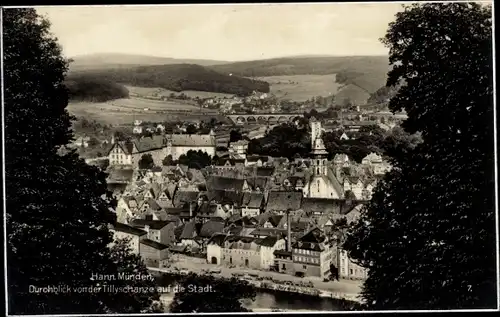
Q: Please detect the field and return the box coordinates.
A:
[125,85,235,99]
[67,96,220,126]
[255,74,343,102]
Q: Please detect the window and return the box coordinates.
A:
[282,264,286,270]
[350,269,353,275]
[303,265,307,270]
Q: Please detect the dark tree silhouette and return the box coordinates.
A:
[229,129,243,143]
[177,150,212,169]
[138,153,155,170]
[169,273,256,313]
[162,154,174,166]
[4,8,161,314]
[185,124,197,135]
[343,3,495,310]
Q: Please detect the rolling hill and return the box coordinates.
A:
[209,55,389,79]
[68,53,230,72]
[70,64,270,96]
[210,55,391,103]
[65,75,130,102]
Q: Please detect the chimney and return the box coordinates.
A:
[189,202,194,218]
[144,225,150,233]
[286,209,292,252]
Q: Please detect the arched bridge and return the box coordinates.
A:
[226,113,304,125]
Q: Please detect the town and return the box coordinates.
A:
[76,100,403,302]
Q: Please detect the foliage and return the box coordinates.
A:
[72,63,270,96]
[343,3,495,310]
[229,129,243,143]
[210,55,388,82]
[4,9,160,314]
[106,239,163,313]
[177,150,212,169]
[162,155,174,166]
[185,124,197,134]
[169,273,256,313]
[138,154,155,170]
[247,123,310,159]
[65,74,129,102]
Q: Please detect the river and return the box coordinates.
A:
[161,290,344,312]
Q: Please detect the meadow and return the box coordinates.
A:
[255,74,342,102]
[125,85,235,99]
[67,96,219,126]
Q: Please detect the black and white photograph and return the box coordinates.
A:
[2,2,497,314]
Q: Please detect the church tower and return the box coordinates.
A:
[310,119,329,176]
[302,118,340,199]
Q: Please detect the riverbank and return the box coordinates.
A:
[150,268,364,311]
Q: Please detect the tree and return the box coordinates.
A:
[162,154,174,166]
[229,129,243,143]
[88,137,100,147]
[106,239,164,313]
[4,9,160,314]
[185,124,197,134]
[169,273,256,313]
[138,154,155,170]
[177,150,212,169]
[343,3,495,310]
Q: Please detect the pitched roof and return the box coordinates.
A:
[255,167,275,177]
[241,192,264,209]
[146,198,162,211]
[250,228,288,237]
[199,220,226,238]
[246,177,268,191]
[107,169,134,183]
[130,219,172,230]
[173,190,199,207]
[169,134,216,147]
[255,236,279,247]
[300,198,343,214]
[134,135,167,152]
[206,176,245,192]
[269,215,284,228]
[179,220,202,240]
[140,238,169,250]
[206,190,244,206]
[207,233,227,246]
[112,222,147,236]
[186,168,206,183]
[266,191,303,212]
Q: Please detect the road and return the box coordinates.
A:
[154,254,362,298]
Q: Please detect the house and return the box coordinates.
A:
[206,176,249,192]
[109,222,147,254]
[74,136,91,148]
[139,239,170,268]
[219,235,286,270]
[245,155,269,167]
[338,248,368,280]
[275,227,333,278]
[246,177,268,192]
[133,126,143,134]
[107,168,134,184]
[173,190,200,208]
[179,220,203,248]
[207,233,227,265]
[240,192,265,218]
[300,198,344,218]
[107,141,137,166]
[229,140,249,158]
[265,191,303,215]
[129,219,177,246]
[339,132,350,141]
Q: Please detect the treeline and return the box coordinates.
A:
[70,64,270,96]
[65,74,130,102]
[210,55,389,77]
[247,121,422,163]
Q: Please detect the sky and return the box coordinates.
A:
[36,3,408,61]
